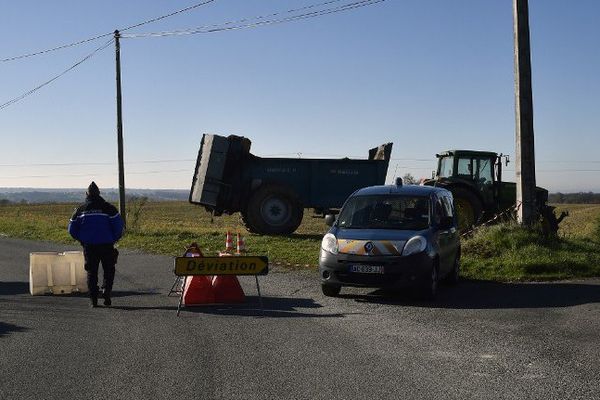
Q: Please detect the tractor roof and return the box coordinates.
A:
[437,150,499,158]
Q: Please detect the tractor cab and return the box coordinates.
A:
[434,150,507,210]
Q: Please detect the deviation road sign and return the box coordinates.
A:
[174,256,268,276]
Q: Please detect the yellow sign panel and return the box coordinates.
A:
[174,256,269,276]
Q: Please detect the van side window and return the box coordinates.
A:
[441,196,454,218]
[434,197,445,225]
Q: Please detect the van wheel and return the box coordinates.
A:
[322,284,341,297]
[243,184,303,235]
[420,265,438,300]
[445,255,460,285]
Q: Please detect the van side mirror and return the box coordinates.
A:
[324,214,336,227]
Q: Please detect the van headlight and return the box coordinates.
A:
[402,236,427,256]
[321,233,338,255]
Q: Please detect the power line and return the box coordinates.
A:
[122,0,386,38]
[3,155,600,168]
[3,160,599,180]
[6,169,599,180]
[121,0,348,38]
[1,169,191,179]
[525,169,598,173]
[0,159,196,167]
[119,0,215,32]
[0,0,216,62]
[5,159,595,179]
[0,39,114,111]
[0,33,113,63]
[538,160,600,164]
[0,0,382,112]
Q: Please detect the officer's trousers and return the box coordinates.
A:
[83,244,117,297]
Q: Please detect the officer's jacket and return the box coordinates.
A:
[68,195,124,245]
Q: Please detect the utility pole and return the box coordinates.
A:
[114,30,126,228]
[513,0,536,226]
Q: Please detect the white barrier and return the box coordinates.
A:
[29,251,87,295]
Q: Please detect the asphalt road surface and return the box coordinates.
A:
[1,237,599,400]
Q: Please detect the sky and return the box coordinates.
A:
[0,0,598,192]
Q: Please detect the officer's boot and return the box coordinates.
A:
[102,289,111,306]
[90,294,98,308]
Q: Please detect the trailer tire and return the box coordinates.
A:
[451,187,483,231]
[242,184,304,235]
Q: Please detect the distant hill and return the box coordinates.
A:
[0,188,189,204]
[2,188,598,205]
[549,192,600,204]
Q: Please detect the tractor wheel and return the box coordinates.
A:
[451,187,483,232]
[242,184,304,235]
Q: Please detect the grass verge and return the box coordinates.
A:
[461,222,600,281]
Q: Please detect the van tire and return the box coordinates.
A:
[445,254,460,285]
[420,264,439,301]
[242,184,304,235]
[322,284,341,297]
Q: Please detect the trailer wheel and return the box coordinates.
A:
[451,187,483,232]
[242,184,304,235]
[240,212,259,234]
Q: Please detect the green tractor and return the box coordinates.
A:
[421,150,566,233]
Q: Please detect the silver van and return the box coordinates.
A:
[319,179,460,299]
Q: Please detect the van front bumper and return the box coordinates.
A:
[318,250,435,288]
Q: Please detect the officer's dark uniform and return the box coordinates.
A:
[68,182,124,307]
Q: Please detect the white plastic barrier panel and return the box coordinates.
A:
[29,251,88,295]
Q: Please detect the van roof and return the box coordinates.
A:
[352,184,449,197]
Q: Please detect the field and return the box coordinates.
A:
[0,201,599,280]
[0,201,327,266]
[552,204,600,239]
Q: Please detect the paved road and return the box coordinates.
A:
[1,237,599,400]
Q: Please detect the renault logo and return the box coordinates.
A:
[364,242,375,253]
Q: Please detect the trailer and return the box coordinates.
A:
[190,134,392,235]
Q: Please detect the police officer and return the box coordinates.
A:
[68,182,124,307]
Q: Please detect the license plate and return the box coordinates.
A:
[349,265,384,274]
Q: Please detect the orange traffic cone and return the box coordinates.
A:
[212,275,245,303]
[225,231,234,253]
[236,233,246,255]
[182,276,215,305]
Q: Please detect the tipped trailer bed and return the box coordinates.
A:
[190,134,392,235]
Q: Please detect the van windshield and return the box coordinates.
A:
[337,195,430,230]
